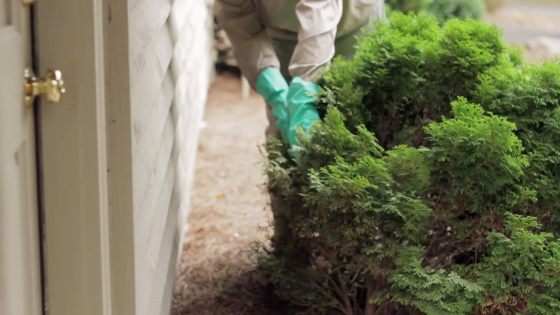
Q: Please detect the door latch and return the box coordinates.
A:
[24,68,66,106]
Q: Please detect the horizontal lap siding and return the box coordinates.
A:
[128,0,214,314]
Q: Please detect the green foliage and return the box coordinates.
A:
[468,213,560,314]
[387,0,435,14]
[426,0,487,25]
[379,246,484,315]
[387,0,487,24]
[472,61,560,230]
[261,12,560,315]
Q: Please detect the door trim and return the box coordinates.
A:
[35,0,112,313]
[102,0,137,313]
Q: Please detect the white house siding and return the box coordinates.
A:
[127,0,214,314]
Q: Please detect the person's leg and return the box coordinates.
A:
[334,23,370,60]
[265,38,307,262]
[335,2,387,59]
[264,105,280,139]
[271,39,297,84]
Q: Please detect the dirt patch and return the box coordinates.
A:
[172,73,285,315]
[484,5,560,61]
[521,42,558,62]
[485,7,560,31]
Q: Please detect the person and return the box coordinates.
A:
[215,0,386,156]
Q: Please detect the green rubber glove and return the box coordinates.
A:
[286,77,321,150]
[256,67,290,144]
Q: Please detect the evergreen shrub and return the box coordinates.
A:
[260,12,560,315]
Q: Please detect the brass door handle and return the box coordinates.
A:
[24,68,66,106]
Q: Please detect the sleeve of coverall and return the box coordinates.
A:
[289,0,343,81]
[215,0,280,90]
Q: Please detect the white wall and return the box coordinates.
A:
[104,0,214,314]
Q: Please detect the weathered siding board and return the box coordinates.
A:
[131,68,174,178]
[148,165,181,315]
[125,0,215,314]
[171,0,214,256]
[129,0,172,77]
[133,112,175,312]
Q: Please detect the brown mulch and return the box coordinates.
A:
[172,72,290,315]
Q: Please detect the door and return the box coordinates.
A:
[0,0,43,315]
[33,0,113,313]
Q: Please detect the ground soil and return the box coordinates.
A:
[172,5,559,314]
[485,2,560,61]
[172,72,287,315]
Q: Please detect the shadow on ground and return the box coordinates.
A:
[172,72,293,315]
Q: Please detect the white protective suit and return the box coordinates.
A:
[215,0,387,89]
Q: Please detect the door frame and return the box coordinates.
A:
[34,0,118,313]
[0,1,42,314]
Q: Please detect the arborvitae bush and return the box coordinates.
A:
[260,13,560,315]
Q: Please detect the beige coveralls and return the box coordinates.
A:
[215,0,386,136]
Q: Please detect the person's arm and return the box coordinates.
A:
[216,0,292,145]
[215,0,280,89]
[284,0,342,159]
[289,0,343,82]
